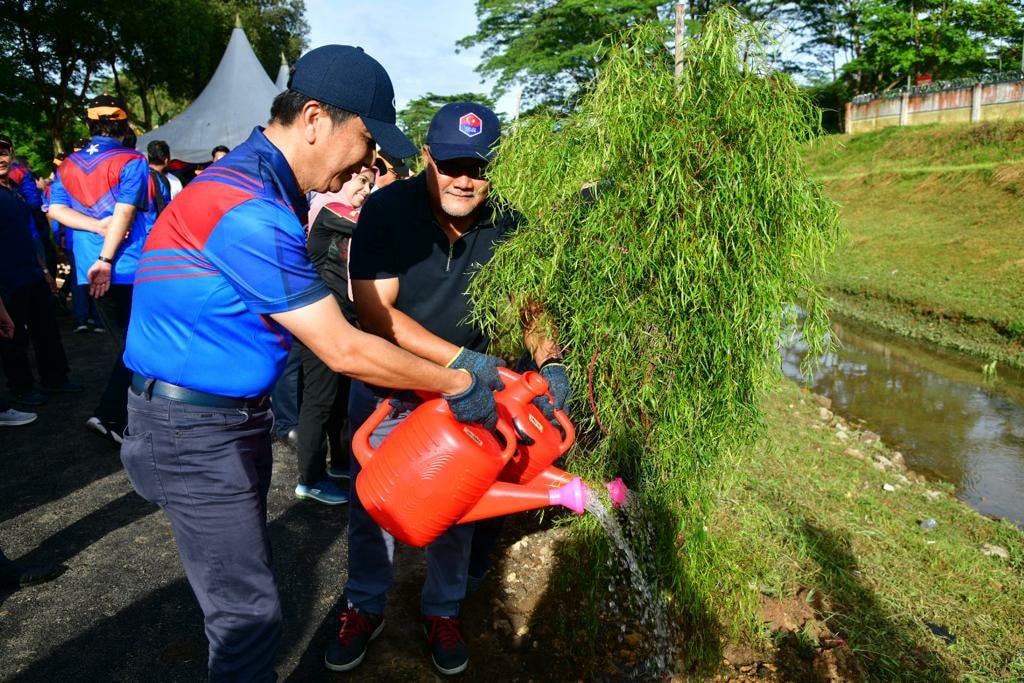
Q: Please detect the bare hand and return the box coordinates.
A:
[95,216,111,237]
[88,260,112,298]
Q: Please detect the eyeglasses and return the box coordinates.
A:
[431,156,488,180]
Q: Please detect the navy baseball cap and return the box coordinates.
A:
[289,45,416,160]
[426,102,501,162]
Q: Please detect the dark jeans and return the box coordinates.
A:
[0,278,69,393]
[122,386,279,682]
[270,347,300,438]
[295,340,350,485]
[68,257,98,325]
[93,284,133,424]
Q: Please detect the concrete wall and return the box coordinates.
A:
[846,78,1024,134]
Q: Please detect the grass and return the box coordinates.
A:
[803,122,1024,368]
[709,379,1024,681]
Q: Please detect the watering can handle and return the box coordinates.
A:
[351,397,395,467]
[552,409,576,455]
[495,418,518,465]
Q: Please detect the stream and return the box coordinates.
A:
[782,316,1024,527]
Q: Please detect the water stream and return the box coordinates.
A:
[782,316,1024,526]
[585,488,677,679]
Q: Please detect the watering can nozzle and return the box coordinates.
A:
[606,477,628,508]
[547,476,586,515]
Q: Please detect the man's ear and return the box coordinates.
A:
[300,101,326,145]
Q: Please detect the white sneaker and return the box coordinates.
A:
[0,408,38,427]
[85,416,124,445]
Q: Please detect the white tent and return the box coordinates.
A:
[137,20,279,163]
[275,53,290,91]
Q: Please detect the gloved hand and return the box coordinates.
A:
[532,360,570,423]
[447,347,505,392]
[444,370,499,431]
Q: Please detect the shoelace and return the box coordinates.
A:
[426,616,463,651]
[338,609,371,646]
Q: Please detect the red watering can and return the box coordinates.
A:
[352,396,588,548]
[494,368,628,503]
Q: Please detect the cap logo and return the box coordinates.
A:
[458,112,482,138]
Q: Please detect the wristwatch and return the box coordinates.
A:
[96,255,114,264]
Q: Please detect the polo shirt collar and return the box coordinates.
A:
[246,127,309,218]
[85,136,124,152]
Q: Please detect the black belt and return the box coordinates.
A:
[131,374,269,410]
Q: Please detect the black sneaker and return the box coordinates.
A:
[324,607,384,672]
[424,615,468,675]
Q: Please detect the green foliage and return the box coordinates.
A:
[458,0,668,109]
[469,9,840,655]
[0,0,307,150]
[398,91,499,151]
[843,0,1020,92]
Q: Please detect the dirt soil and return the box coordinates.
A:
[1,316,865,682]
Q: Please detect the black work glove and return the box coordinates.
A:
[447,347,505,392]
[444,371,499,431]
[532,361,570,422]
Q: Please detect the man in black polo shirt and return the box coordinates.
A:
[328,103,571,676]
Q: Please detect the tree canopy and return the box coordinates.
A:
[0,0,307,155]
[459,0,1024,114]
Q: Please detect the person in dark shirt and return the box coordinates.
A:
[327,103,571,676]
[292,165,376,505]
[0,133,79,406]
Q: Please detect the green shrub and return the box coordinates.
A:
[470,8,841,665]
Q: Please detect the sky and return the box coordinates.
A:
[304,0,518,117]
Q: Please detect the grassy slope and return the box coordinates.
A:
[712,381,1024,681]
[803,122,1024,368]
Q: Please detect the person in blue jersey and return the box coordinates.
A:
[119,45,500,683]
[48,95,150,445]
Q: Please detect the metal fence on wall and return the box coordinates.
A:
[845,73,1024,134]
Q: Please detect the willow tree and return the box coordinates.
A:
[470,8,841,665]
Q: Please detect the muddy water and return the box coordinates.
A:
[782,317,1024,526]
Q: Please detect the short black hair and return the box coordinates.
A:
[147,140,170,164]
[211,145,230,158]
[87,118,129,140]
[270,88,358,127]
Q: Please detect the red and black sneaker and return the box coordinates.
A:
[324,607,384,672]
[424,615,468,675]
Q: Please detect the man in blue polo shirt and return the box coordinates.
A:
[120,46,499,682]
[329,103,571,676]
[48,94,150,444]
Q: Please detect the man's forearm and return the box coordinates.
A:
[46,204,105,234]
[362,305,462,366]
[97,203,136,259]
[522,303,562,365]
[272,296,470,396]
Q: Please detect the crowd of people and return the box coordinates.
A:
[1,44,571,680]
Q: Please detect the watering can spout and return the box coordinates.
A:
[606,477,628,508]
[547,476,586,515]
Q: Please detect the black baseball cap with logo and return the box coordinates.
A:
[426,102,501,162]
[289,45,416,160]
